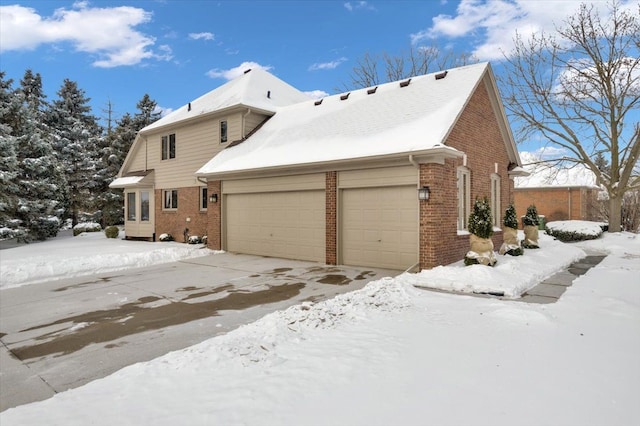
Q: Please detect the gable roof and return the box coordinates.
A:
[197,62,519,177]
[141,68,311,134]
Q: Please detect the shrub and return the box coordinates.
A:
[104,226,120,239]
[159,233,174,242]
[523,205,540,226]
[545,221,604,242]
[29,216,61,240]
[468,197,494,239]
[73,222,102,236]
[503,204,519,229]
[187,235,201,244]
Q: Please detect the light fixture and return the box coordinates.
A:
[209,193,218,203]
[418,186,430,201]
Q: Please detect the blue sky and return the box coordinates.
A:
[0,0,631,154]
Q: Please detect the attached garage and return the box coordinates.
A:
[339,167,419,271]
[223,174,326,262]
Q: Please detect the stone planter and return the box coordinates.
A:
[523,224,539,248]
[466,234,497,266]
[499,226,522,255]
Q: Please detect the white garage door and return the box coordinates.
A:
[225,191,325,262]
[341,186,418,270]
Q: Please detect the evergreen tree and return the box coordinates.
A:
[48,79,102,226]
[0,73,19,231]
[523,205,540,226]
[468,197,494,239]
[503,204,519,229]
[133,94,162,130]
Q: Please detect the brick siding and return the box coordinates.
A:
[514,187,599,226]
[325,171,337,265]
[155,186,208,243]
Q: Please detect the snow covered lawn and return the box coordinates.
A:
[1,228,638,425]
[0,231,216,290]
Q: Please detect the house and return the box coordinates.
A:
[513,152,602,226]
[113,62,527,270]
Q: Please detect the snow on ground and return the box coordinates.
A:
[0,231,216,290]
[1,226,639,426]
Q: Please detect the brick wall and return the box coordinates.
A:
[418,79,510,268]
[513,186,599,226]
[207,180,222,250]
[155,186,208,242]
[325,171,337,265]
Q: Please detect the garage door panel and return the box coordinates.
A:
[226,191,325,262]
[342,186,418,270]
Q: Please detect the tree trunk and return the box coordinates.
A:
[609,195,622,232]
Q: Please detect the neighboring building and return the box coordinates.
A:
[113,62,527,270]
[514,152,602,226]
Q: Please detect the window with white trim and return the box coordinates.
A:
[491,174,501,227]
[161,134,176,160]
[457,167,471,230]
[220,120,227,143]
[127,192,136,221]
[140,191,150,221]
[163,189,178,210]
[200,187,208,211]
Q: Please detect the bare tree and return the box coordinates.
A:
[501,1,640,232]
[345,45,477,90]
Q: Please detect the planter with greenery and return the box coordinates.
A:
[499,204,523,256]
[464,197,497,266]
[522,205,540,249]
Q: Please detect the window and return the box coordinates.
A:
[161,134,176,160]
[141,191,150,221]
[200,187,208,210]
[127,192,136,221]
[457,167,471,230]
[163,189,178,210]
[220,120,227,143]
[491,174,501,227]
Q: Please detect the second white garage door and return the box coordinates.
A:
[225,190,325,262]
[341,186,418,270]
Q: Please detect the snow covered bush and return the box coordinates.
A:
[202,235,208,245]
[187,235,201,244]
[465,197,497,266]
[73,222,102,236]
[159,233,174,242]
[104,226,120,239]
[545,220,604,242]
[500,204,523,256]
[522,205,540,249]
[31,216,61,240]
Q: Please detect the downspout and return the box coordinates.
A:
[242,108,251,139]
[408,154,419,169]
[197,177,207,185]
[144,136,148,171]
[408,154,421,272]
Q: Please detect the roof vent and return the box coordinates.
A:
[188,102,191,111]
[367,86,378,95]
[399,78,411,88]
[314,99,323,106]
[340,93,350,101]
[267,90,271,99]
[435,70,448,80]
[244,69,252,74]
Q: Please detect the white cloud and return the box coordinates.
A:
[155,105,173,117]
[189,32,214,41]
[304,90,330,99]
[411,0,618,61]
[308,57,348,71]
[0,3,169,67]
[206,61,273,80]
[344,1,376,12]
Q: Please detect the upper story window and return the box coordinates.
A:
[220,120,227,143]
[163,189,178,210]
[161,134,176,160]
[457,166,471,230]
[491,174,501,227]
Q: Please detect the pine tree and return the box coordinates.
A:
[503,204,519,229]
[133,94,162,130]
[523,205,540,226]
[48,79,102,226]
[468,197,494,239]
[0,73,19,233]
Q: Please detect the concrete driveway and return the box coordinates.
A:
[0,252,398,411]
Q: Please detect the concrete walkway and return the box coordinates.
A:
[0,253,398,412]
[518,254,606,304]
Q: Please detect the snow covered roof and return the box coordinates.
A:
[197,63,494,176]
[109,171,154,188]
[515,152,599,188]
[141,68,311,133]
